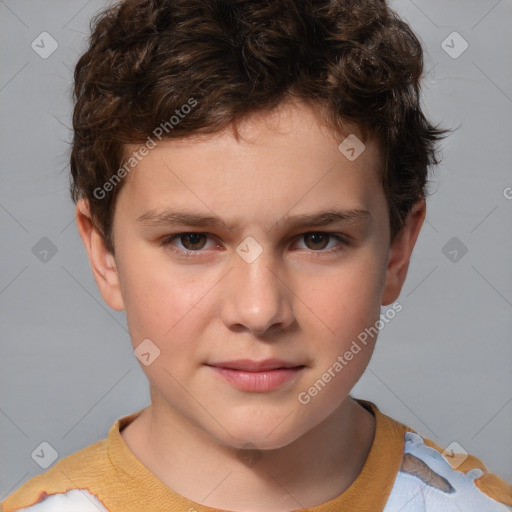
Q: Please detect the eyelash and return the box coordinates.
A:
[159,232,350,257]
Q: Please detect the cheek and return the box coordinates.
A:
[293,258,384,411]
[301,252,385,344]
[118,248,218,352]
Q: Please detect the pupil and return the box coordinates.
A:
[184,233,204,249]
[308,233,327,249]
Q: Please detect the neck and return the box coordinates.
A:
[122,392,375,512]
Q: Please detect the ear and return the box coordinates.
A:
[381,199,426,306]
[75,198,125,311]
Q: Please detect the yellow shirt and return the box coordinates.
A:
[2,400,511,512]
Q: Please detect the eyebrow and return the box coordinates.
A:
[136,207,372,232]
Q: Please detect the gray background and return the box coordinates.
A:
[1,0,511,500]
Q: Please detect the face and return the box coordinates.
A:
[77,99,424,450]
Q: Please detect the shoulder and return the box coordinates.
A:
[1,408,149,512]
[384,430,512,512]
[1,439,110,512]
[357,400,512,512]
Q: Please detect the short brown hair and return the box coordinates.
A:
[70,0,446,255]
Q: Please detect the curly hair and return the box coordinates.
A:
[70,0,446,255]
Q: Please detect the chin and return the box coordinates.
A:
[212,414,307,452]
[228,432,299,452]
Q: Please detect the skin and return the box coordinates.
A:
[76,99,425,511]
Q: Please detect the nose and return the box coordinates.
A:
[220,247,295,336]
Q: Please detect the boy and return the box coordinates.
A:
[2,0,511,511]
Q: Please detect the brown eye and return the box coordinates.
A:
[178,233,208,250]
[303,232,330,250]
[294,232,348,254]
[160,232,218,257]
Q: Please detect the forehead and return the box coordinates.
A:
[116,100,385,226]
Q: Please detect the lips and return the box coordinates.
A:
[206,359,306,392]
[206,358,305,372]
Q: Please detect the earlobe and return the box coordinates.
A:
[75,199,125,311]
[381,199,426,306]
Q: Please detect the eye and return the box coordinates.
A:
[160,232,215,254]
[294,232,348,253]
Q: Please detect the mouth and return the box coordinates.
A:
[206,358,306,372]
[205,359,306,392]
